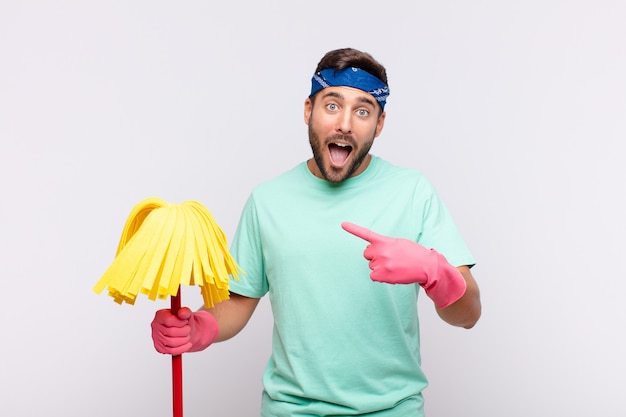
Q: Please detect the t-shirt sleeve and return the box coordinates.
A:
[227,193,269,298]
[416,179,476,268]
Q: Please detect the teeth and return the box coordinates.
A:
[333,143,349,147]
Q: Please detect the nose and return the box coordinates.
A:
[336,111,352,134]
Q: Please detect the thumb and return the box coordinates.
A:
[176,307,193,320]
[341,222,385,243]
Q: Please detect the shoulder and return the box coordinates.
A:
[243,162,313,210]
[372,156,433,189]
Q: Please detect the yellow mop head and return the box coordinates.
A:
[93,197,243,308]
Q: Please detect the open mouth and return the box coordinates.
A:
[328,142,352,167]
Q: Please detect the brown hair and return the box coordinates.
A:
[314,47,388,85]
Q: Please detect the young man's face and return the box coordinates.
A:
[304,86,386,184]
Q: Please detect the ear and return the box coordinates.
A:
[374,111,386,138]
[304,98,312,125]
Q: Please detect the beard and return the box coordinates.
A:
[308,123,375,184]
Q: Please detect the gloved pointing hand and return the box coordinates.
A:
[341,222,467,309]
[151,307,219,355]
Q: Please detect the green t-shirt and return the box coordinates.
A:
[229,156,475,416]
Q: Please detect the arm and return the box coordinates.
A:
[205,292,260,342]
[341,222,482,328]
[151,292,260,355]
[435,266,481,329]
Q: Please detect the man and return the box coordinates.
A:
[151,47,481,416]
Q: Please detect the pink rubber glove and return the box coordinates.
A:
[341,222,467,309]
[151,307,219,355]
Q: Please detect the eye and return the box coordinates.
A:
[357,108,370,117]
[326,103,339,111]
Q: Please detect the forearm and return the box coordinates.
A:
[435,266,481,328]
[204,292,260,342]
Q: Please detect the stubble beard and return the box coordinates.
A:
[308,123,375,184]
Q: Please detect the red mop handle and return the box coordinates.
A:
[171,287,183,417]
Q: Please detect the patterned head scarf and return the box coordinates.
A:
[310,67,390,110]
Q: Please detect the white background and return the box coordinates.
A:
[1,1,624,416]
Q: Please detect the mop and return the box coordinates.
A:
[93,197,243,417]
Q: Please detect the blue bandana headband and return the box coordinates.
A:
[310,67,390,110]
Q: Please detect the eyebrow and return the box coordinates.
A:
[321,91,376,108]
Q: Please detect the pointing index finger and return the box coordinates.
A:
[341,222,384,243]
